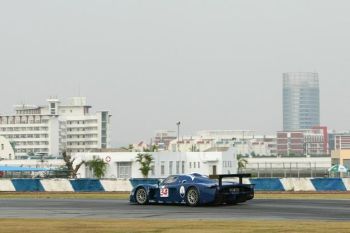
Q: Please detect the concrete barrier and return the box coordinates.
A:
[101,179,132,192]
[11,179,45,192]
[0,179,16,191]
[250,178,285,191]
[291,178,316,192]
[1,178,350,192]
[342,178,350,191]
[280,178,294,191]
[70,179,105,192]
[40,179,74,192]
[311,178,347,191]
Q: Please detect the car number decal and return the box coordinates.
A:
[160,188,169,197]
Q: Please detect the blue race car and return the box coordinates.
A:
[130,173,254,206]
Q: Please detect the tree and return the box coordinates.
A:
[121,144,134,152]
[237,154,248,173]
[62,151,85,178]
[86,158,108,179]
[143,145,158,152]
[136,153,153,178]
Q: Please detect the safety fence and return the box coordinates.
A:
[0,178,349,192]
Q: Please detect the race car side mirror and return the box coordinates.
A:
[182,180,186,184]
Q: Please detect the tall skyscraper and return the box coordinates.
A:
[283,72,320,131]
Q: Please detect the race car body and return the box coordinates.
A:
[130,173,254,206]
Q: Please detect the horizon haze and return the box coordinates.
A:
[1,0,350,146]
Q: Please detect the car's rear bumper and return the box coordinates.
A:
[215,190,254,204]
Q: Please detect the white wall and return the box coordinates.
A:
[0,159,64,168]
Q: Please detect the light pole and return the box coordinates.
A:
[176,121,181,152]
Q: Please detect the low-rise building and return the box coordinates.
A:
[277,126,328,156]
[73,149,237,179]
[330,133,350,168]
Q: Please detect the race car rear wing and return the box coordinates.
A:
[209,174,251,187]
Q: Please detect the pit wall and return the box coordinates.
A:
[0,178,350,192]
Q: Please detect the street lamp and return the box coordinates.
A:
[176,121,181,152]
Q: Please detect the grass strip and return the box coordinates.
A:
[0,219,350,233]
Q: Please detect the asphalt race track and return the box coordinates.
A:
[0,199,349,220]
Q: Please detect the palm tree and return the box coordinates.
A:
[237,154,248,173]
[86,158,108,179]
[136,153,153,178]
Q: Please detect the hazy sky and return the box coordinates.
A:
[1,1,350,146]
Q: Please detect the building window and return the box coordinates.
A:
[1,144,3,150]
[194,162,196,169]
[198,162,200,168]
[117,162,132,178]
[182,161,185,174]
[189,162,192,169]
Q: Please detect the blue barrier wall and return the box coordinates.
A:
[250,178,285,191]
[70,179,105,192]
[0,178,349,192]
[11,179,45,192]
[311,178,347,191]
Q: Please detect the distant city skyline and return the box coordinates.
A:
[1,1,350,146]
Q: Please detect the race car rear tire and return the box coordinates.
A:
[135,187,149,205]
[186,187,199,207]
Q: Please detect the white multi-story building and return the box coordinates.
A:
[167,130,277,156]
[0,97,111,157]
[0,136,15,160]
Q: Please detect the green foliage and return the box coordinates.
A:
[143,145,158,152]
[86,158,108,179]
[136,153,153,178]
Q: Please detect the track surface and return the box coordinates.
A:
[0,199,349,220]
